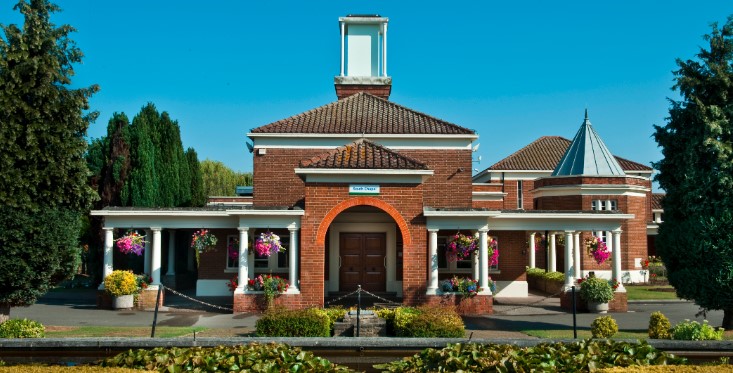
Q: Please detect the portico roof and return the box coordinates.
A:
[300,139,428,170]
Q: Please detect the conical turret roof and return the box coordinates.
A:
[552,110,625,176]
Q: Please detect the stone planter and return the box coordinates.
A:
[587,301,609,313]
[112,294,134,309]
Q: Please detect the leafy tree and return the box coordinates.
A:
[0,0,96,321]
[653,16,733,329]
[186,148,207,207]
[201,159,253,196]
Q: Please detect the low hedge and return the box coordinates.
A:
[375,340,686,372]
[0,319,45,338]
[255,307,331,337]
[0,367,143,373]
[103,343,351,372]
[393,305,464,338]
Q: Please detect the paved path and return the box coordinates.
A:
[10,289,724,339]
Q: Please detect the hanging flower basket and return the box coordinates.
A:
[255,231,285,257]
[191,229,217,266]
[446,233,478,261]
[585,236,611,265]
[489,236,499,266]
[228,238,239,261]
[115,231,146,256]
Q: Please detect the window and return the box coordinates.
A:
[592,199,618,211]
[517,180,524,209]
[253,231,289,272]
[226,235,239,270]
[436,234,498,272]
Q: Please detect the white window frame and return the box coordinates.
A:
[517,180,524,209]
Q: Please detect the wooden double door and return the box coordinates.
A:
[339,233,386,292]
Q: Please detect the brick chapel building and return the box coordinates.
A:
[92,15,658,313]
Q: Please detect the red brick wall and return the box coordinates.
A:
[501,179,536,210]
[335,84,391,100]
[397,149,473,209]
[253,148,473,209]
[197,229,238,280]
[493,231,528,282]
[472,183,504,209]
[535,195,583,210]
[424,294,493,315]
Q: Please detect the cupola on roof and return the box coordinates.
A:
[552,110,625,176]
[335,15,392,100]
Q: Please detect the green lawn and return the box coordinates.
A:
[625,285,679,300]
[45,326,206,338]
[522,329,648,339]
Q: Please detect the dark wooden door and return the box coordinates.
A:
[339,233,386,292]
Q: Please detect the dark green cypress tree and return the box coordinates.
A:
[0,0,97,321]
[186,148,206,207]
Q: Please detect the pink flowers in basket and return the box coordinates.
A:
[446,233,478,261]
[255,231,285,257]
[585,236,611,265]
[116,231,146,256]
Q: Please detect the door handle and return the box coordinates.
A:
[384,257,387,268]
[338,256,342,268]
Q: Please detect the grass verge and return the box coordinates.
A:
[45,326,206,338]
[625,285,679,301]
[522,329,648,339]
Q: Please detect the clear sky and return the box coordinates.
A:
[3,1,731,190]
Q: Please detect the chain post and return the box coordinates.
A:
[356,285,361,337]
[572,285,577,339]
[151,285,163,338]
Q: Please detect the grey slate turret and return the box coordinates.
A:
[552,110,625,176]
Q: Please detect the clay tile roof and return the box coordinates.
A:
[251,92,475,135]
[300,139,428,170]
[651,193,665,210]
[485,136,652,172]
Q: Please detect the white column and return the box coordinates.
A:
[612,229,626,292]
[143,229,152,274]
[166,229,176,276]
[340,21,345,76]
[478,229,490,294]
[563,230,575,289]
[549,233,557,272]
[288,227,299,292]
[528,232,536,268]
[472,250,479,281]
[151,228,162,286]
[382,22,388,76]
[606,231,613,253]
[248,229,255,282]
[427,229,439,294]
[102,228,114,281]
[574,232,581,279]
[236,227,249,292]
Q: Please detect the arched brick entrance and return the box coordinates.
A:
[315,196,412,246]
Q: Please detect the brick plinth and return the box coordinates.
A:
[137,288,164,310]
[560,290,628,313]
[425,294,493,315]
[234,293,304,313]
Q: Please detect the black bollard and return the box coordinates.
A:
[151,285,162,338]
[572,285,577,339]
[356,285,361,337]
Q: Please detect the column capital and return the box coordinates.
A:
[103,227,114,232]
[427,228,439,233]
[151,227,162,232]
[478,228,490,233]
[288,226,299,232]
[564,230,575,234]
[238,227,250,232]
[612,228,623,234]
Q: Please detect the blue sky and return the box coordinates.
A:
[3,1,731,189]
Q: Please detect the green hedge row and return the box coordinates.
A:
[376,340,687,372]
[376,305,464,338]
[255,307,346,337]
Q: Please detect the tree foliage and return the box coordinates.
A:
[653,16,733,328]
[0,0,95,320]
[200,159,252,196]
[0,0,98,211]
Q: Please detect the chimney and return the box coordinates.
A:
[334,15,391,100]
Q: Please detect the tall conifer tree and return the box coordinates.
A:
[653,16,733,328]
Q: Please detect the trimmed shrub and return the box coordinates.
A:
[591,316,618,338]
[579,277,614,303]
[374,340,686,372]
[255,307,330,337]
[526,267,546,278]
[648,311,671,339]
[103,343,351,372]
[0,367,142,372]
[394,306,464,338]
[321,307,346,326]
[544,271,565,282]
[103,270,138,297]
[0,318,45,338]
[670,319,723,341]
[375,307,396,335]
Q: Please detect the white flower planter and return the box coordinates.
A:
[112,294,134,309]
[587,301,609,313]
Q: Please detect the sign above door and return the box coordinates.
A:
[349,184,380,195]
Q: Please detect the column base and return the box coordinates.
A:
[424,294,493,315]
[233,292,304,313]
